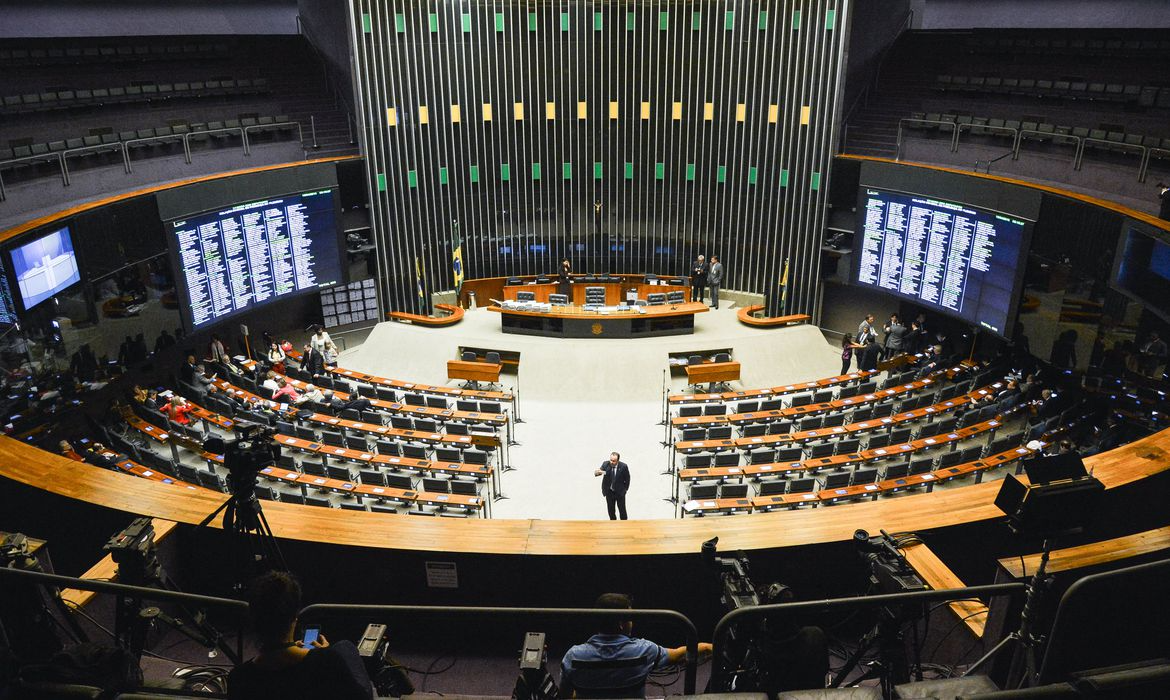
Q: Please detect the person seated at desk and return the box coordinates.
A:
[261,371,281,394]
[228,571,373,699]
[166,396,194,426]
[57,440,86,462]
[296,384,325,405]
[560,593,712,698]
[271,378,301,405]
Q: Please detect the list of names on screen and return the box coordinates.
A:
[856,189,1027,335]
[171,190,342,328]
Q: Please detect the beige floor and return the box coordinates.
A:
[341,308,842,520]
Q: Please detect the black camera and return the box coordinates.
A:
[205,422,280,496]
[104,517,162,585]
[702,536,761,610]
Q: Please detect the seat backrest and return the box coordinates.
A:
[486,351,501,364]
[720,483,749,498]
[461,350,476,361]
[759,480,787,496]
[689,484,718,499]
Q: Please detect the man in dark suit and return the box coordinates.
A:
[594,451,630,520]
[690,255,708,303]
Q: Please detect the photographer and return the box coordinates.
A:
[228,571,373,699]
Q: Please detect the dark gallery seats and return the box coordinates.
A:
[843,29,1170,179]
[0,35,356,191]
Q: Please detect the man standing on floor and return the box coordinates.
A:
[690,254,709,304]
[707,255,724,309]
[858,313,876,345]
[595,451,630,520]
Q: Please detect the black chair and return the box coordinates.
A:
[684,454,713,468]
[714,452,739,467]
[788,478,817,494]
[720,484,749,498]
[822,471,851,489]
[386,474,414,490]
[758,480,787,496]
[688,483,718,499]
[852,467,878,484]
[882,461,910,480]
[678,405,702,417]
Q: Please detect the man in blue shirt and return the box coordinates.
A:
[560,593,712,698]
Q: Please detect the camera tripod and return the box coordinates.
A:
[197,477,287,591]
[830,604,918,697]
[962,537,1055,688]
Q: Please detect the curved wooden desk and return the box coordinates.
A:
[387,303,464,327]
[3,429,1166,556]
[486,301,708,338]
[736,306,811,328]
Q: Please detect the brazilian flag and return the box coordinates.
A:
[415,256,425,304]
[451,220,465,293]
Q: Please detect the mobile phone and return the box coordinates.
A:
[302,626,320,647]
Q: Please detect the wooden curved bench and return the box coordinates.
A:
[736,306,810,327]
[387,303,464,326]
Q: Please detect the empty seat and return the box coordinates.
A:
[822,471,851,489]
[689,483,718,499]
[758,481,787,496]
[788,478,817,494]
[720,484,749,498]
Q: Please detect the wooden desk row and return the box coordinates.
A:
[273,433,492,479]
[668,370,882,405]
[682,446,1036,515]
[673,383,994,454]
[258,465,483,512]
[211,378,502,449]
[673,381,1004,448]
[284,349,514,402]
[124,398,496,485]
[117,413,485,511]
[242,360,508,428]
[671,363,967,428]
[678,415,1014,481]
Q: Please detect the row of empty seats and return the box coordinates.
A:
[0,41,231,67]
[1,77,271,116]
[933,75,1167,108]
[1,115,299,170]
[904,113,1170,157]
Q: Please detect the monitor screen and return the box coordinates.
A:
[1111,221,1170,321]
[9,225,82,311]
[167,189,344,330]
[852,187,1032,337]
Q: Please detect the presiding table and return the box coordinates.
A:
[487,301,708,338]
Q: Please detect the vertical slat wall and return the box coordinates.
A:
[350,0,848,316]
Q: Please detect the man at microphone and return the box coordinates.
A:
[595,451,631,520]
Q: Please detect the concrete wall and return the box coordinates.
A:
[918,0,1170,29]
[0,0,298,38]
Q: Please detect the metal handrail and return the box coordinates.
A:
[953,123,1023,154]
[709,582,1026,690]
[0,565,247,661]
[122,133,192,173]
[1013,129,1081,161]
[895,118,962,160]
[60,141,126,185]
[299,603,701,694]
[1076,138,1148,181]
[242,121,304,156]
[0,151,67,199]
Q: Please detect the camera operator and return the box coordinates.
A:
[228,571,373,699]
